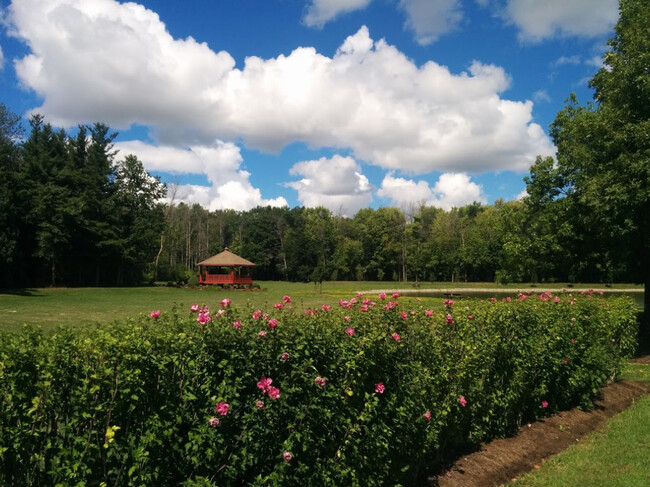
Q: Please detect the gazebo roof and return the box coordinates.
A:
[197,248,256,267]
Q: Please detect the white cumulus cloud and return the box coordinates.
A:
[398,0,463,45]
[285,155,373,216]
[303,0,372,28]
[114,140,288,211]
[378,172,486,210]
[503,0,619,42]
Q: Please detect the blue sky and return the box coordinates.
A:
[0,0,618,215]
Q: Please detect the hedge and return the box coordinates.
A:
[0,291,638,486]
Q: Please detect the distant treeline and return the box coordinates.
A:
[0,104,641,288]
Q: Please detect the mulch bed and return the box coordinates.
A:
[420,375,650,487]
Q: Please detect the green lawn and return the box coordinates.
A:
[502,362,650,487]
[0,281,642,333]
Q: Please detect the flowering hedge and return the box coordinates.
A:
[0,291,638,486]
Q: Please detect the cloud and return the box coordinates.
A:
[532,90,550,103]
[515,188,528,200]
[503,0,619,42]
[9,0,554,178]
[378,172,486,210]
[552,55,581,67]
[285,155,373,215]
[0,44,4,69]
[303,0,371,28]
[398,0,463,45]
[114,140,288,211]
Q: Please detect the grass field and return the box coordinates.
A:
[0,281,642,333]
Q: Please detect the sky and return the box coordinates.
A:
[0,0,619,216]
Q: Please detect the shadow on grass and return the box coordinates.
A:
[0,288,44,297]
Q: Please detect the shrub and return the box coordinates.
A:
[0,291,637,486]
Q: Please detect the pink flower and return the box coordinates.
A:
[339,299,349,307]
[268,318,278,329]
[554,297,561,303]
[446,314,455,325]
[400,311,408,321]
[467,315,474,320]
[274,303,284,309]
[208,417,220,428]
[563,358,569,365]
[283,295,292,303]
[252,310,262,319]
[425,309,434,317]
[375,382,385,394]
[233,320,242,329]
[379,292,386,300]
[197,312,211,325]
[392,293,401,299]
[283,451,292,462]
[304,309,316,316]
[459,396,467,407]
[281,352,290,362]
[356,292,364,297]
[215,401,230,416]
[345,327,355,337]
[391,333,401,342]
[258,330,267,337]
[424,410,431,422]
[263,313,269,320]
[490,297,497,303]
[570,300,576,305]
[256,400,265,409]
[190,304,199,313]
[344,315,351,322]
[220,298,231,307]
[541,400,549,409]
[215,309,226,318]
[363,298,371,305]
[360,304,370,312]
[321,304,331,312]
[267,386,281,400]
[444,299,455,308]
[149,310,161,319]
[570,338,576,344]
[314,376,327,387]
[257,376,272,393]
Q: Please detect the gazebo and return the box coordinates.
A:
[197,248,256,287]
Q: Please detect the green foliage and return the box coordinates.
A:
[0,292,637,486]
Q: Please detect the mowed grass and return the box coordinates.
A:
[0,281,642,333]
[503,362,650,487]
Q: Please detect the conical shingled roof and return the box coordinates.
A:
[197,248,256,267]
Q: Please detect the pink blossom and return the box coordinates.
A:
[263,313,269,320]
[570,338,575,344]
[541,400,549,409]
[344,315,351,322]
[375,382,385,394]
[459,396,467,407]
[588,289,594,295]
[274,303,284,309]
[268,318,278,329]
[215,309,226,318]
[267,386,281,399]
[363,298,371,305]
[304,308,316,316]
[252,310,262,319]
[314,376,327,387]
[444,299,455,308]
[197,312,211,325]
[258,330,267,337]
[345,327,355,337]
[392,293,401,299]
[424,410,431,422]
[356,292,364,298]
[360,304,370,312]
[467,315,474,320]
[570,300,576,305]
[282,295,292,303]
[281,352,290,362]
[233,320,242,329]
[554,297,561,303]
[391,333,401,342]
[597,290,603,295]
[425,309,434,317]
[256,400,265,409]
[490,297,497,303]
[149,310,161,319]
[379,292,386,300]
[446,314,455,325]
[563,358,569,365]
[321,304,331,312]
[506,296,512,302]
[339,299,349,307]
[257,376,272,393]
[283,451,292,462]
[215,401,230,416]
[220,298,231,307]
[400,311,408,321]
[190,304,199,313]
[208,417,221,428]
